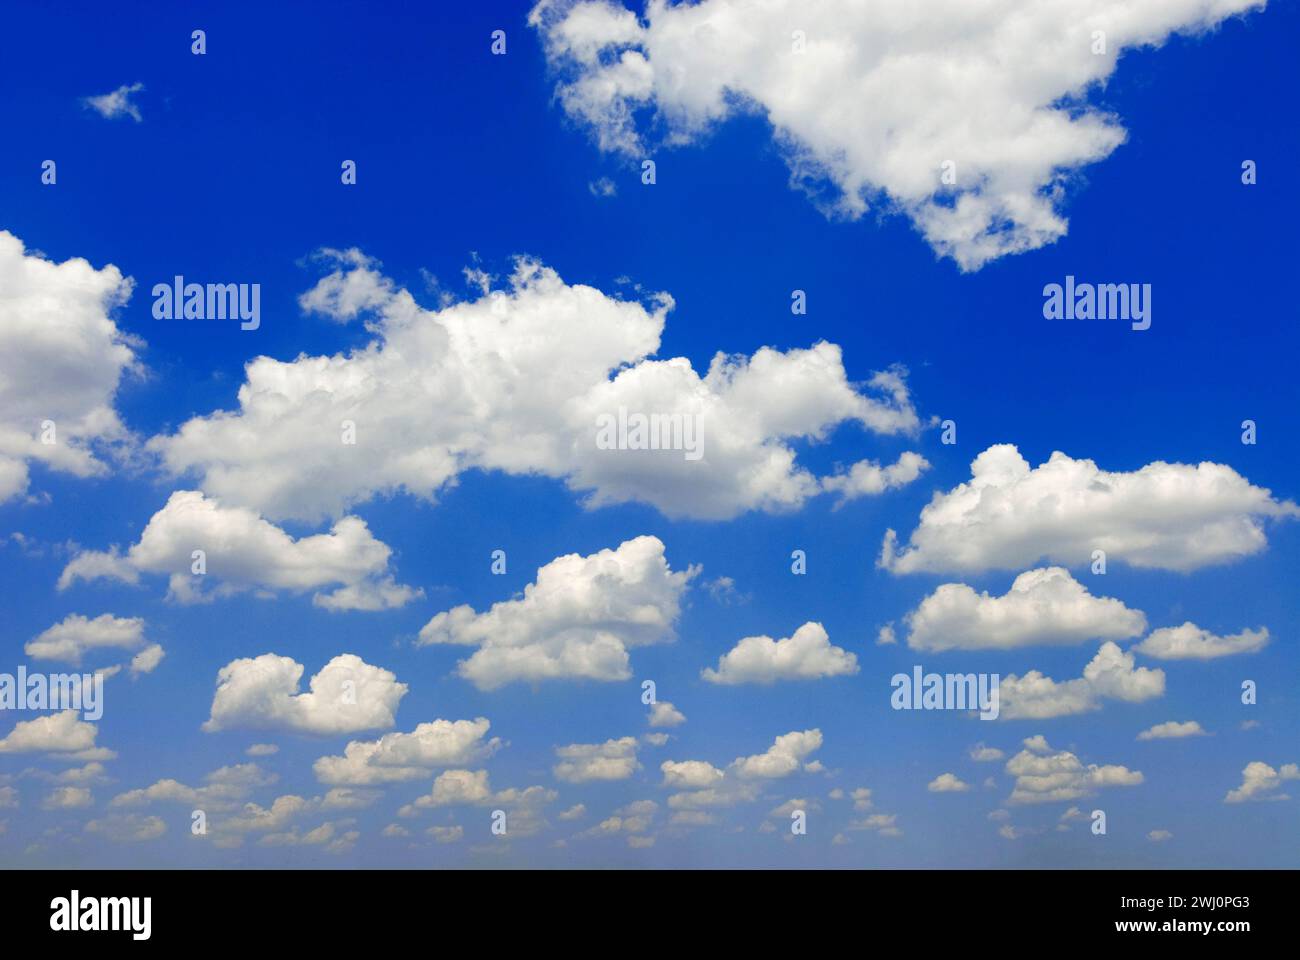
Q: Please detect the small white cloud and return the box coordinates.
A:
[648,701,686,728]
[1137,720,1207,741]
[927,773,970,793]
[82,83,144,122]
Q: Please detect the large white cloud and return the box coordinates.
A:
[202,653,408,735]
[701,621,858,684]
[529,0,1265,270]
[313,718,501,785]
[904,567,1146,651]
[0,230,141,503]
[149,253,919,523]
[25,614,147,665]
[882,445,1297,574]
[998,641,1165,719]
[1135,622,1269,659]
[58,490,419,610]
[418,535,694,689]
[1005,737,1143,804]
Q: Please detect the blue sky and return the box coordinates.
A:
[1,0,1297,867]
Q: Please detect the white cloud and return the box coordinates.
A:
[529,0,1265,270]
[111,763,277,811]
[150,253,919,523]
[313,718,500,785]
[1005,742,1143,804]
[85,814,166,843]
[1137,720,1207,741]
[427,825,464,844]
[1135,622,1269,660]
[59,490,419,610]
[647,700,685,728]
[660,760,725,790]
[0,231,140,504]
[998,642,1165,719]
[928,773,970,793]
[203,654,407,735]
[408,771,558,833]
[701,622,858,684]
[553,737,641,783]
[129,644,165,676]
[419,536,694,689]
[731,729,823,779]
[1148,829,1173,842]
[881,445,1296,574]
[1224,761,1299,803]
[82,83,144,122]
[662,729,823,812]
[970,744,1005,762]
[904,567,1146,651]
[821,452,929,505]
[246,743,279,757]
[25,614,146,665]
[0,711,113,760]
[42,786,93,809]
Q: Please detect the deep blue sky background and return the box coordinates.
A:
[1,0,1297,867]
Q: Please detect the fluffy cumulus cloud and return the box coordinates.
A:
[202,654,407,735]
[1005,738,1143,804]
[529,0,1265,270]
[904,567,1147,652]
[928,773,970,793]
[701,621,858,684]
[418,536,694,689]
[881,445,1297,574]
[0,231,141,504]
[731,729,823,780]
[25,614,146,665]
[1135,622,1269,660]
[313,718,501,785]
[998,642,1165,719]
[647,700,685,727]
[149,253,919,524]
[820,452,929,505]
[1224,761,1299,803]
[553,737,641,783]
[59,490,419,611]
[405,771,557,835]
[661,729,823,811]
[0,710,114,760]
